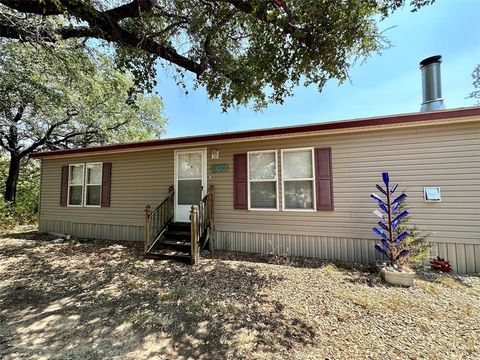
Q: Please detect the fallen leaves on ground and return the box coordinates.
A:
[0,226,479,359]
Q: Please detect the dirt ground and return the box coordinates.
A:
[1,226,479,359]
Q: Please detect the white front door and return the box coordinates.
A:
[174,149,207,222]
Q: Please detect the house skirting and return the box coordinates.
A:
[39,219,144,242]
[39,219,480,273]
[214,230,480,274]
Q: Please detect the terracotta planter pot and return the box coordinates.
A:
[381,267,415,287]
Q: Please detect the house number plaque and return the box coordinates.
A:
[212,164,229,173]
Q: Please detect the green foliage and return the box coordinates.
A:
[0,0,436,111]
[468,64,480,105]
[0,156,39,228]
[395,198,431,268]
[0,38,167,216]
[0,40,167,152]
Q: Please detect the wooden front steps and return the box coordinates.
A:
[144,185,214,264]
[145,222,209,264]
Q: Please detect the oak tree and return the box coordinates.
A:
[0,40,166,203]
[0,0,435,110]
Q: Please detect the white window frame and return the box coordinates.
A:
[247,150,279,211]
[84,162,103,208]
[67,163,85,207]
[281,147,316,212]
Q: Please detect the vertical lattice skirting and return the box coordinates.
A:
[214,230,480,273]
[37,221,479,273]
[39,219,144,242]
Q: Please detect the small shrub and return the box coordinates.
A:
[268,240,295,266]
[395,198,431,269]
[322,263,339,276]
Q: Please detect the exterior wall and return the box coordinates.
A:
[39,148,175,241]
[39,118,480,272]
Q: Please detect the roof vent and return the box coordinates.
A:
[420,55,446,112]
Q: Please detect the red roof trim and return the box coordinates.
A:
[31,107,480,158]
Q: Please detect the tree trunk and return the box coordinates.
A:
[4,154,21,204]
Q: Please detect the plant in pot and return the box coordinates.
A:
[371,172,415,286]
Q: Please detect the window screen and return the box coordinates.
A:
[68,164,84,205]
[85,163,102,206]
[248,151,277,209]
[282,149,315,210]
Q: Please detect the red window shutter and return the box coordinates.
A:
[101,162,112,207]
[60,166,69,207]
[233,154,248,209]
[315,148,334,211]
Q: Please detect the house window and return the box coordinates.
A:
[248,151,278,210]
[67,162,102,207]
[85,163,102,206]
[68,164,84,206]
[281,148,315,210]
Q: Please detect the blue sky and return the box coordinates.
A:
[155,0,480,138]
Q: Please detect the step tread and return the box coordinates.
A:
[165,230,191,237]
[146,248,191,259]
[168,222,191,229]
[160,238,191,246]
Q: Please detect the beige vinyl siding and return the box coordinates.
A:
[40,149,175,231]
[38,117,480,270]
[207,120,480,245]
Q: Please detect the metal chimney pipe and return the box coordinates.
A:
[420,55,446,112]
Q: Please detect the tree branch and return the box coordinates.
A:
[19,115,71,157]
[0,0,63,15]
[0,130,11,151]
[103,0,154,22]
[220,0,313,46]
[0,0,206,75]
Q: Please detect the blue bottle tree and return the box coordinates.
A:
[371,172,410,266]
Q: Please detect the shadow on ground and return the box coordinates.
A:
[0,232,316,359]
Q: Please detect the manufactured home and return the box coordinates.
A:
[31,57,480,272]
[32,107,480,271]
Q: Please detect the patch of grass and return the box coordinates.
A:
[125,309,173,329]
[149,313,174,329]
[322,263,339,276]
[338,290,374,310]
[438,276,463,290]
[145,272,158,282]
[217,279,228,291]
[187,296,212,314]
[232,328,257,351]
[416,320,431,333]
[460,305,476,317]
[385,294,414,312]
[159,286,187,301]
[121,281,140,291]
[464,337,479,354]
[225,302,244,316]
[416,281,440,294]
